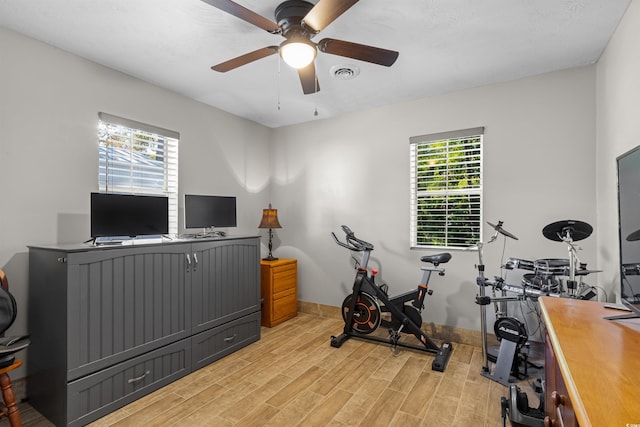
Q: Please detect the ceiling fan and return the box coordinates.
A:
[201,0,399,94]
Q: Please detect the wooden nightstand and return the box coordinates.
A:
[260,258,297,327]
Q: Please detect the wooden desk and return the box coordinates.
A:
[539,297,640,427]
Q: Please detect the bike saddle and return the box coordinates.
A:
[421,253,452,266]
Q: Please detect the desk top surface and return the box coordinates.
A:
[539,297,640,427]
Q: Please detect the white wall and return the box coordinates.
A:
[271,66,598,335]
[0,27,272,378]
[595,0,640,301]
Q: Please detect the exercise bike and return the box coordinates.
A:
[330,225,454,372]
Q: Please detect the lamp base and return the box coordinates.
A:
[262,255,279,261]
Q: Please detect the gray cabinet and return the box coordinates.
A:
[191,240,261,333]
[28,236,260,427]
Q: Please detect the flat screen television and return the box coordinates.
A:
[184,194,237,229]
[616,145,640,318]
[91,192,169,238]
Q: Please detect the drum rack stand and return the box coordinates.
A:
[542,219,596,298]
[475,221,540,386]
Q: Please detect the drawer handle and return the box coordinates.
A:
[193,253,198,271]
[555,407,565,427]
[551,391,566,407]
[224,334,237,343]
[550,391,566,427]
[186,253,191,272]
[128,370,151,384]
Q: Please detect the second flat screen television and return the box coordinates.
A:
[184,194,237,230]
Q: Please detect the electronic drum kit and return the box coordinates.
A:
[501,219,600,299]
[476,219,600,392]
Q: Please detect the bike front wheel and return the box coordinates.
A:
[341,292,381,334]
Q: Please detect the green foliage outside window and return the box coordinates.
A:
[411,133,482,248]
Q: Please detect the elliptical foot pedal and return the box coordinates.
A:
[432,342,453,372]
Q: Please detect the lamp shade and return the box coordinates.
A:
[280,39,316,69]
[258,204,282,229]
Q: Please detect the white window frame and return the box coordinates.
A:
[410,127,484,249]
[98,112,179,235]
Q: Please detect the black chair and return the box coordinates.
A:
[0,268,30,426]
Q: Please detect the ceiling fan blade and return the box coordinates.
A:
[302,0,359,34]
[318,38,399,66]
[298,62,320,94]
[212,46,278,72]
[201,0,280,33]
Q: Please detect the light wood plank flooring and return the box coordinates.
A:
[3,313,537,426]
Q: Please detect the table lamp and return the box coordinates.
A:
[258,204,282,261]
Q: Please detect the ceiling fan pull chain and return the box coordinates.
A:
[314,58,318,116]
[277,53,281,111]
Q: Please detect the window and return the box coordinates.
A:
[410,127,483,249]
[98,112,179,235]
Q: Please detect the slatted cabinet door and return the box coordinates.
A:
[66,243,192,381]
[190,238,260,334]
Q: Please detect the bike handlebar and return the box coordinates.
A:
[332,225,374,252]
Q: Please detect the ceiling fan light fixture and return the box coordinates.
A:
[280,39,316,69]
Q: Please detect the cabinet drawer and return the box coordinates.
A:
[273,292,297,323]
[273,271,296,294]
[192,312,261,371]
[273,285,296,301]
[272,263,296,275]
[67,339,191,427]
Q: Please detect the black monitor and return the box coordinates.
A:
[616,145,640,318]
[90,192,169,238]
[184,194,237,230]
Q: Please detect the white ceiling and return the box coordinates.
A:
[0,0,631,128]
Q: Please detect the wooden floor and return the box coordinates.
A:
[3,313,538,426]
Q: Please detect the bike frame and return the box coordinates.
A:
[330,226,454,371]
[339,265,442,353]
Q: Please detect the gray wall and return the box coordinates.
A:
[0,27,272,378]
[595,0,640,303]
[270,66,598,337]
[2,0,639,380]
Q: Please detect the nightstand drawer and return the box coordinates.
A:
[273,271,296,294]
[273,292,298,324]
[274,284,296,301]
[272,263,296,275]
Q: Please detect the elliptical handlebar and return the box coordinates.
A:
[332,225,374,252]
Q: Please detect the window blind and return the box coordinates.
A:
[410,127,483,249]
[98,113,179,235]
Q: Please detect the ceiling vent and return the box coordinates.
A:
[330,64,360,80]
